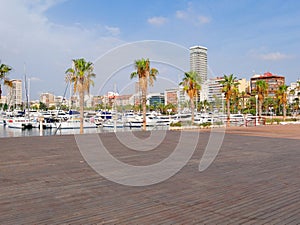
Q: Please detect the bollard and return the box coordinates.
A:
[39,116,44,136]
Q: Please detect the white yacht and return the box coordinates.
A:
[123,119,142,128]
[7,117,33,129]
[123,112,142,128]
[146,115,170,126]
[102,119,124,128]
[56,117,97,129]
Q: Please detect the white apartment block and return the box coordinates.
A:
[207,77,223,103]
[8,79,22,107]
[190,46,208,83]
[40,92,55,107]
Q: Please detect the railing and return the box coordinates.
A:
[245,117,266,127]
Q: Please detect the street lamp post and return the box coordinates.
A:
[255,94,258,125]
[269,106,273,120]
[167,108,172,120]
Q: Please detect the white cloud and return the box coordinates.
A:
[0,0,123,98]
[25,0,66,13]
[175,10,187,19]
[105,26,121,36]
[175,3,211,26]
[259,52,291,61]
[198,16,210,24]
[147,17,168,26]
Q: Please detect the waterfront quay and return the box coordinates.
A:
[0,125,299,224]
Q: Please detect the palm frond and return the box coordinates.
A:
[65,58,96,94]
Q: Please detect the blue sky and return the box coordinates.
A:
[1,0,300,99]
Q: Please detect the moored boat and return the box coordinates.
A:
[56,117,97,129]
[7,117,33,129]
[102,119,124,128]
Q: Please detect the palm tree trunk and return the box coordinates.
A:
[191,99,195,124]
[227,99,230,127]
[258,99,262,117]
[242,97,245,112]
[283,103,286,121]
[79,84,84,134]
[141,77,147,131]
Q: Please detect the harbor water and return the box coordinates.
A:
[0,125,169,138]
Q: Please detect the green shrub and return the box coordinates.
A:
[170,121,182,127]
[286,118,297,122]
[274,118,281,124]
[199,122,212,127]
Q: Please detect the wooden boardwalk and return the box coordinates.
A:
[0,126,299,224]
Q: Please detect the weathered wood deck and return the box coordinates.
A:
[0,126,299,224]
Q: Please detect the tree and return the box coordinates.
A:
[289,88,295,97]
[256,80,268,117]
[65,58,96,134]
[179,71,201,123]
[165,103,177,114]
[293,97,299,115]
[276,84,288,121]
[130,58,158,130]
[240,91,247,113]
[156,103,165,114]
[263,97,275,115]
[39,102,48,111]
[0,62,12,99]
[245,96,256,115]
[288,89,296,115]
[200,100,210,113]
[219,74,239,126]
[231,87,240,113]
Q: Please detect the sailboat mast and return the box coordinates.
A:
[23,63,29,117]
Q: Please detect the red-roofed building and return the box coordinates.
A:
[250,72,285,97]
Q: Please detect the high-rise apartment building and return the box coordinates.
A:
[8,79,22,107]
[250,72,285,97]
[164,88,179,106]
[40,92,55,107]
[190,46,208,83]
[207,77,223,103]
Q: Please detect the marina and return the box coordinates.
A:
[0,113,171,138]
[1,108,294,138]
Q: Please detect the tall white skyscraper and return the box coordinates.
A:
[189,46,208,83]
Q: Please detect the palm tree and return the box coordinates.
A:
[293,97,299,115]
[179,71,201,123]
[256,80,268,117]
[0,62,12,99]
[239,91,248,113]
[231,87,240,113]
[130,58,158,130]
[0,79,13,111]
[202,99,210,113]
[288,89,296,115]
[263,97,275,115]
[276,84,288,121]
[4,79,13,94]
[219,74,239,126]
[65,58,96,134]
[165,103,177,114]
[289,88,295,97]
